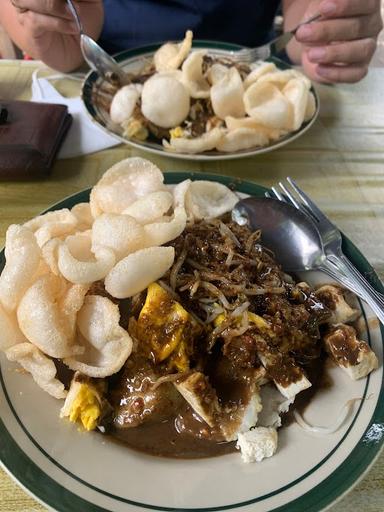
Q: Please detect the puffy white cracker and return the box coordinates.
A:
[58,233,116,284]
[210,67,245,119]
[90,157,165,217]
[17,274,86,358]
[216,127,269,152]
[110,84,142,125]
[244,81,294,130]
[141,73,190,129]
[41,238,61,276]
[207,63,230,85]
[6,342,67,399]
[184,180,239,219]
[225,116,283,141]
[71,203,94,232]
[154,30,193,71]
[24,208,77,233]
[304,91,317,122]
[61,282,91,342]
[25,209,78,248]
[243,61,277,89]
[181,50,210,99]
[105,246,175,299]
[163,127,224,154]
[172,179,192,209]
[283,78,309,131]
[144,206,187,246]
[258,69,311,90]
[64,295,133,378]
[92,213,147,261]
[122,190,173,224]
[0,224,41,312]
[0,302,27,351]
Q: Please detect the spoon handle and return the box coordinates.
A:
[66,0,84,34]
[320,259,384,325]
[329,253,384,305]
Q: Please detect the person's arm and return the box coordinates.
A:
[282,0,383,83]
[0,0,104,72]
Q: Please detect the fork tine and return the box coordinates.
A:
[278,182,301,210]
[271,186,285,201]
[280,179,320,225]
[287,177,327,223]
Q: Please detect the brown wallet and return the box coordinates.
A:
[0,100,72,180]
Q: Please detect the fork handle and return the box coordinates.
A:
[321,257,384,325]
[329,253,384,306]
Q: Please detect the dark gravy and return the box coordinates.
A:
[109,409,236,458]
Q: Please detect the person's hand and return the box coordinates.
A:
[7,0,103,71]
[10,0,87,37]
[295,0,383,83]
[10,0,102,38]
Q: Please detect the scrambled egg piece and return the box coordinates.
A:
[122,118,149,140]
[60,379,102,431]
[169,126,184,139]
[247,312,270,331]
[215,310,271,332]
[137,283,201,372]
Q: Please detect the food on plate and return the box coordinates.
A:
[0,157,378,464]
[108,31,316,154]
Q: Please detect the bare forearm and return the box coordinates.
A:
[0,1,104,72]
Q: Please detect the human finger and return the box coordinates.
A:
[18,11,78,35]
[296,15,382,44]
[306,38,377,64]
[11,0,71,18]
[316,63,369,83]
[318,0,381,18]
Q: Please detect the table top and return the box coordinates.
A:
[0,59,383,512]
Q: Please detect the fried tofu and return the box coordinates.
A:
[324,324,378,380]
[174,372,220,427]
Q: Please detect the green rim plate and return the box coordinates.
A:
[1,172,383,512]
[81,42,319,161]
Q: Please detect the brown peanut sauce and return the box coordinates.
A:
[108,403,236,458]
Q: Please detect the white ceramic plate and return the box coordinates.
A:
[1,173,383,512]
[81,43,319,161]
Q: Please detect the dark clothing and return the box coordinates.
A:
[100,0,281,55]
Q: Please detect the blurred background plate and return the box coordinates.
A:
[81,42,319,161]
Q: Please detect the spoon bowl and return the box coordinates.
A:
[80,34,126,81]
[232,197,326,272]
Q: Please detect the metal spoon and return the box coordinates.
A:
[66,0,126,81]
[232,197,384,323]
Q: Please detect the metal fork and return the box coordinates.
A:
[228,13,322,63]
[270,178,384,323]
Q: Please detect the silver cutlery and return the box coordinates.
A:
[227,12,322,63]
[269,178,384,324]
[66,0,126,81]
[232,197,362,292]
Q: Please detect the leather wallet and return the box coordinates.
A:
[0,100,72,180]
